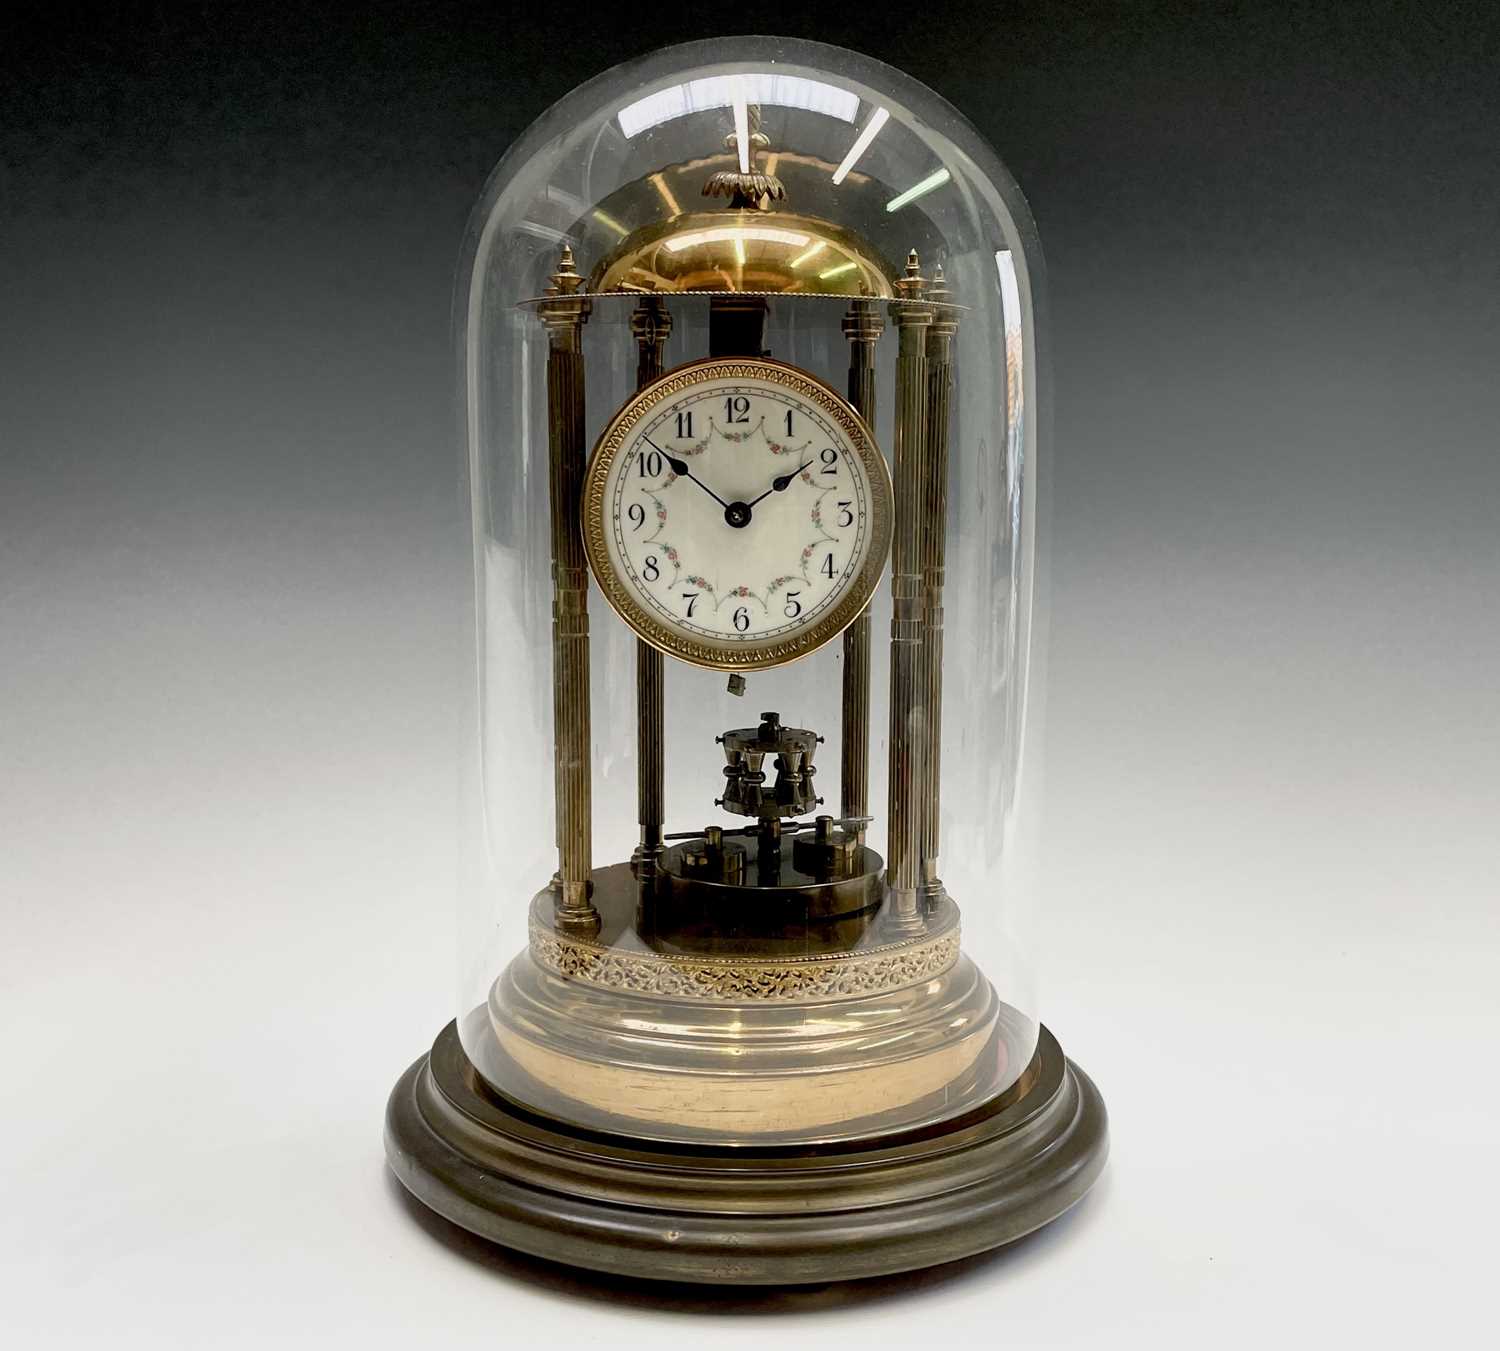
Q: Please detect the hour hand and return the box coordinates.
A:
[772,459,813,492]
[747,459,813,509]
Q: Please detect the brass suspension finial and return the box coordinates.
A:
[928,261,951,306]
[703,105,787,209]
[895,248,927,301]
[539,243,589,331]
[548,243,584,296]
[928,261,957,337]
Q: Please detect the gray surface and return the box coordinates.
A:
[2,4,1496,1345]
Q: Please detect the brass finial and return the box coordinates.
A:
[929,261,957,337]
[895,248,927,301]
[703,105,787,209]
[928,262,953,307]
[539,243,589,330]
[548,243,584,296]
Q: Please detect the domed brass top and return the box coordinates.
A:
[588,209,898,299]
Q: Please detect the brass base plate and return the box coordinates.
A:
[483,951,1010,1143]
[385,1021,1108,1285]
[528,862,962,996]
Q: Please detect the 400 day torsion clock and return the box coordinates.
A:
[385,36,1108,1284]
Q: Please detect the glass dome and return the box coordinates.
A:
[454,36,1045,1148]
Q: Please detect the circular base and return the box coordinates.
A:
[385,1021,1108,1284]
[487,949,1008,1143]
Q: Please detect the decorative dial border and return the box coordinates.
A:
[582,356,894,671]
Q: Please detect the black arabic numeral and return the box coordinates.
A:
[836,500,854,527]
[733,606,750,632]
[643,555,660,582]
[682,592,699,618]
[785,408,795,436]
[821,553,836,579]
[638,449,664,478]
[725,395,751,424]
[820,447,838,474]
[783,591,802,619]
[675,410,693,438]
[628,502,646,531]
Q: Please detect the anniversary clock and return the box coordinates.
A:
[385,36,1108,1282]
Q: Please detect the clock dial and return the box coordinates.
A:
[583,358,892,670]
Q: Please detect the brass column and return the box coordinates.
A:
[841,296,883,843]
[885,251,932,932]
[920,265,959,900]
[538,245,597,932]
[631,296,672,867]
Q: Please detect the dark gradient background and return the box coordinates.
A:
[3,3,1496,1343]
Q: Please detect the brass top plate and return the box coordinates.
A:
[585,209,897,298]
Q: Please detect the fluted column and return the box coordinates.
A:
[538,245,597,932]
[920,265,958,901]
[885,251,932,932]
[841,296,883,844]
[631,296,671,868]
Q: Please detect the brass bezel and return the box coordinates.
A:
[582,355,894,671]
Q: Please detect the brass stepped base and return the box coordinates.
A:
[481,951,1012,1142]
[479,870,1011,1144]
[384,1020,1108,1284]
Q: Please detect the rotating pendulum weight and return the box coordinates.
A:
[645,711,881,956]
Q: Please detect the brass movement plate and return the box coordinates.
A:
[527,866,959,1004]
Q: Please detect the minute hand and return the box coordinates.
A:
[745,459,814,510]
[646,437,731,509]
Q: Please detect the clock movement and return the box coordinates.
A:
[385,36,1107,1283]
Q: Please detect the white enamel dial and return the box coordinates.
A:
[583,358,893,670]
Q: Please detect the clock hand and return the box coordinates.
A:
[646,436,731,510]
[744,459,813,510]
[645,435,759,529]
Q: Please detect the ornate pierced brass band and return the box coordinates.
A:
[528,923,960,1003]
[580,355,894,671]
[526,878,960,1004]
